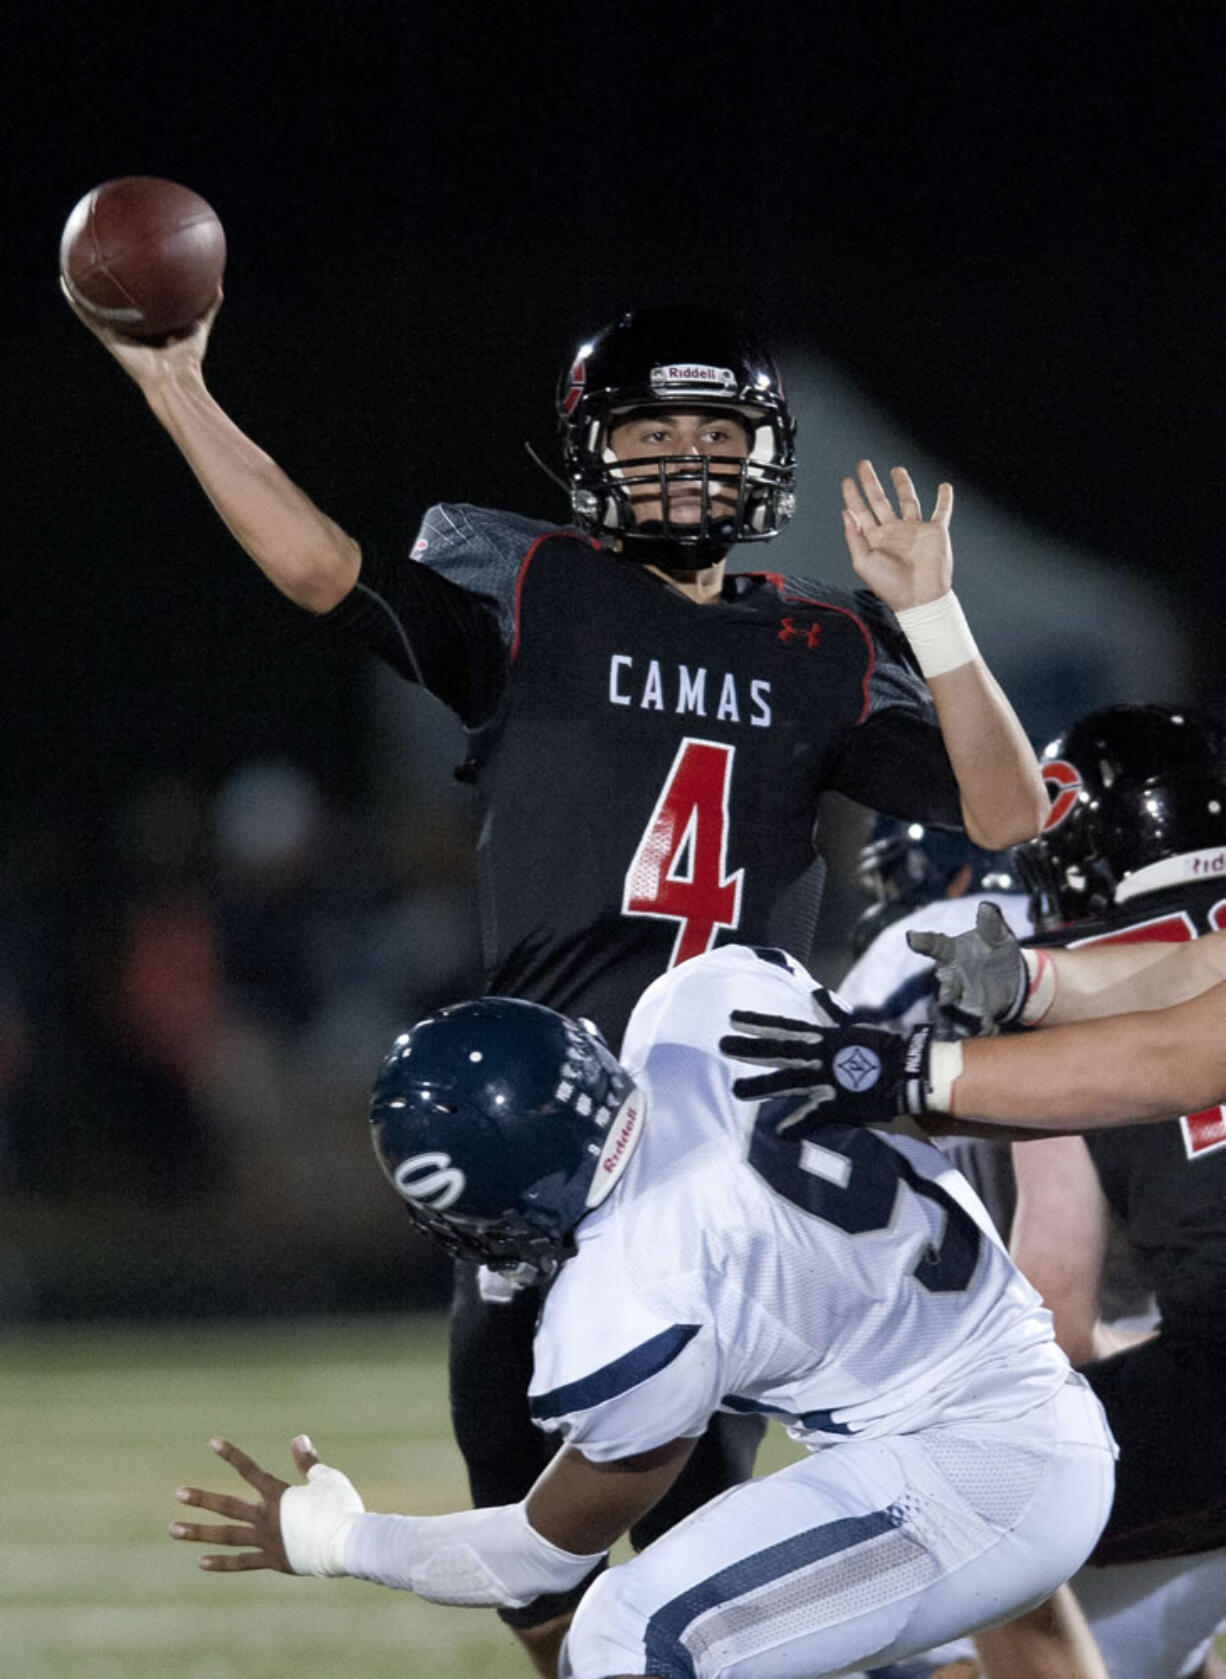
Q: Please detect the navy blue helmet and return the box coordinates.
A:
[1014,704,1226,930]
[370,998,643,1280]
[851,817,1017,955]
[557,305,796,553]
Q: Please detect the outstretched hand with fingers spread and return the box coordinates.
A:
[171,1434,323,1574]
[841,460,954,610]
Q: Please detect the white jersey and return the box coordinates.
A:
[838,893,1034,1028]
[528,944,1066,1463]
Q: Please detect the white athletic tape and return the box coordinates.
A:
[280,1463,366,1577]
[926,1039,965,1114]
[894,592,979,679]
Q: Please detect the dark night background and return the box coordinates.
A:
[2,3,1223,1316]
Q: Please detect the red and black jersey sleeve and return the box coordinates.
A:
[750,574,962,824]
[323,539,506,725]
[321,505,585,726]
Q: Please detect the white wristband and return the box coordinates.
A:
[926,1039,965,1114]
[893,592,979,679]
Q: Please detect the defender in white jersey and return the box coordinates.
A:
[170,946,1114,1679]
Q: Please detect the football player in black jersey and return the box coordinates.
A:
[66,290,1048,1672]
[727,705,1226,1679]
[1006,706,1226,1679]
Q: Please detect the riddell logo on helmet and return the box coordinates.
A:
[1189,850,1226,875]
[650,363,737,393]
[585,1094,645,1206]
[601,1105,639,1172]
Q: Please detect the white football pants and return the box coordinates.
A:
[562,1374,1114,1679]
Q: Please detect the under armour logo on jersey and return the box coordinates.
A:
[778,617,821,649]
[393,1151,466,1209]
[832,1044,882,1091]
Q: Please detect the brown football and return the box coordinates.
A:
[59,176,226,340]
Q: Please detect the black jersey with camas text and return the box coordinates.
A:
[1033,872,1226,1337]
[325,504,962,1046]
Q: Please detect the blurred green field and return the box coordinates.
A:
[1,1314,501,1679]
[4,1316,1221,1679]
[0,1312,805,1679]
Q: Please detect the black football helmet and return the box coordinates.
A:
[1013,704,1226,930]
[370,997,643,1280]
[557,305,796,559]
[851,816,1017,956]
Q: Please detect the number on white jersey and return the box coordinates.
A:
[749,1110,982,1293]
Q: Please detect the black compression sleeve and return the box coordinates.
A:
[321,542,508,727]
[831,708,963,824]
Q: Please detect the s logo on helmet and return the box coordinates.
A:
[1041,759,1083,831]
[393,1151,466,1209]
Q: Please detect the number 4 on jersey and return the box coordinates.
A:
[623,738,744,966]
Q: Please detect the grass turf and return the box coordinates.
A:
[0,1315,516,1679]
[0,1313,803,1679]
[2,1314,1220,1678]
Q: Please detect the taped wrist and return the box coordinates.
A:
[280,1464,366,1577]
[894,591,979,678]
[342,1501,607,1608]
[1018,948,1058,1025]
[925,1039,965,1114]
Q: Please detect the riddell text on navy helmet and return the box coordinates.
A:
[608,655,772,727]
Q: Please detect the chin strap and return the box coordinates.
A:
[615,536,731,575]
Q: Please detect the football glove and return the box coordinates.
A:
[906,900,1028,1037]
[720,986,933,1133]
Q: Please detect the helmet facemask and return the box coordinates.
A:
[577,404,794,553]
[557,307,796,563]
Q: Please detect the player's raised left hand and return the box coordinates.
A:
[721,987,933,1133]
[170,1433,364,1576]
[841,461,953,610]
